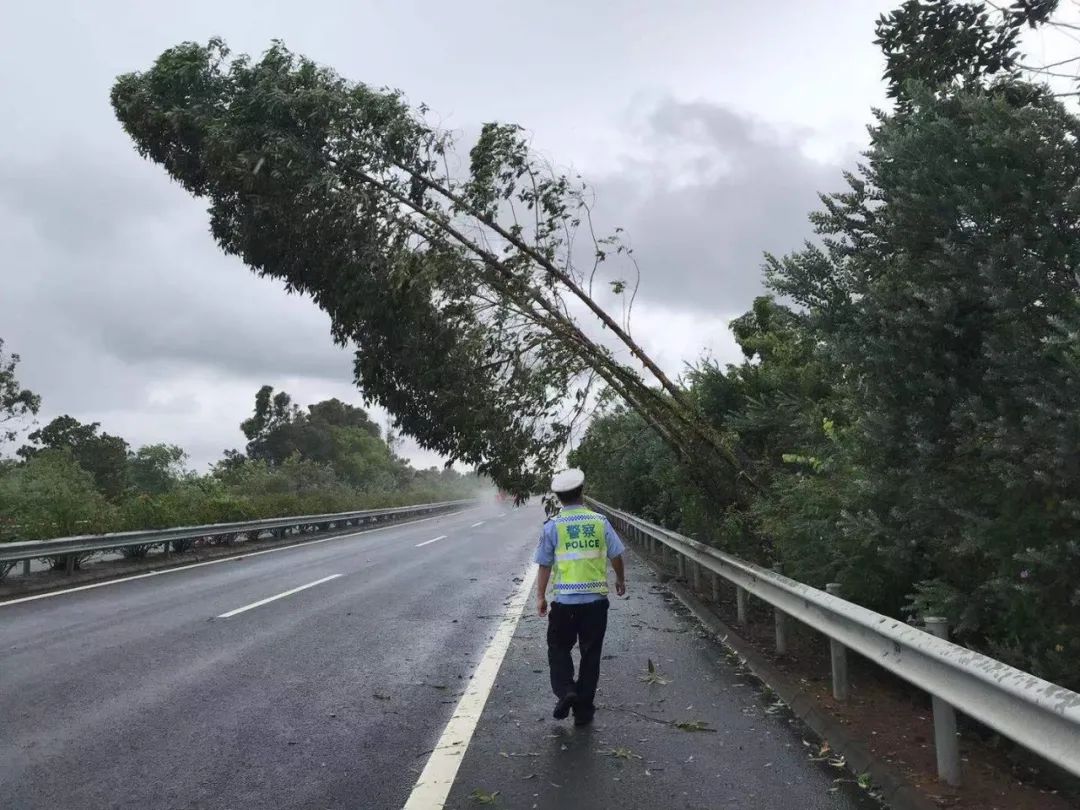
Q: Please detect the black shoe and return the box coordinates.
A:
[553,692,577,720]
[573,710,594,727]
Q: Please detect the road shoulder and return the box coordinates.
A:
[443,552,883,810]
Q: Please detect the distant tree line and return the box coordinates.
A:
[0,353,480,556]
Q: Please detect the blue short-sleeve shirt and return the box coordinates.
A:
[534,511,625,603]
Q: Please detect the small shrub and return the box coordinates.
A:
[119,543,154,559]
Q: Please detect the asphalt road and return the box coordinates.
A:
[443,551,885,810]
[2,501,887,810]
[0,500,535,810]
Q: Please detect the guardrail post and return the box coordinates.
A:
[64,554,75,576]
[691,561,702,592]
[736,586,748,624]
[710,572,720,602]
[676,552,685,579]
[772,564,788,656]
[825,583,848,700]
[22,559,31,576]
[924,617,962,786]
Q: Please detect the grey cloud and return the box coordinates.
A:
[0,144,356,465]
[1,148,352,388]
[0,151,178,253]
[589,98,851,317]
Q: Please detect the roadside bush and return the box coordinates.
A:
[0,450,116,540]
[120,494,181,531]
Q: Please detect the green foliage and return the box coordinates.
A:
[128,443,188,495]
[109,38,741,500]
[0,339,41,447]
[238,386,401,491]
[576,2,1080,690]
[19,415,130,500]
[875,0,1021,105]
[0,450,115,542]
[0,384,482,550]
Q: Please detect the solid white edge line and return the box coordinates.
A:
[402,562,537,810]
[470,521,485,527]
[0,507,481,608]
[416,535,448,548]
[216,574,342,618]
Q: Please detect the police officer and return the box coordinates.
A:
[534,468,626,726]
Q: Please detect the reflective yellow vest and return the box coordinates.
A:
[552,507,609,597]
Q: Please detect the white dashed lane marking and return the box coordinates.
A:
[216,575,342,618]
[416,535,447,548]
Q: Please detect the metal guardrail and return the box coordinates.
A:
[0,500,474,573]
[588,497,1080,783]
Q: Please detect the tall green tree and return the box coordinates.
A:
[0,339,41,448]
[239,386,406,490]
[19,416,130,500]
[241,385,305,464]
[128,443,188,495]
[788,83,1080,674]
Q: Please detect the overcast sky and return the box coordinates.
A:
[0,0,952,469]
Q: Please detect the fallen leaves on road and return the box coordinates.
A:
[469,788,500,805]
[765,699,787,715]
[601,746,643,760]
[638,658,671,686]
[674,720,714,732]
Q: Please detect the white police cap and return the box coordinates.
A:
[550,468,585,494]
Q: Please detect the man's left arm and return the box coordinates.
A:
[610,554,626,596]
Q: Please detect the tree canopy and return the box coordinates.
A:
[19,415,131,500]
[238,385,406,491]
[110,39,743,499]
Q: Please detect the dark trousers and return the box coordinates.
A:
[547,599,609,716]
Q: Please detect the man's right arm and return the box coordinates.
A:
[534,523,556,616]
[536,565,551,616]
